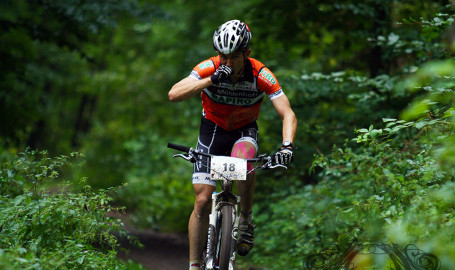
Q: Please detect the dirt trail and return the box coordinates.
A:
[118,226,189,270]
[116,214,259,270]
[111,212,188,270]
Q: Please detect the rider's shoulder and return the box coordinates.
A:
[248,57,266,71]
[251,59,279,89]
[193,57,218,77]
[247,58,277,80]
[195,57,217,69]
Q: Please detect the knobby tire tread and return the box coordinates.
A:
[219,205,233,270]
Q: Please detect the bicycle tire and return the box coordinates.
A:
[204,223,216,269]
[219,205,234,270]
[201,246,207,270]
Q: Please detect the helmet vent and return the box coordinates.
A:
[213,20,251,54]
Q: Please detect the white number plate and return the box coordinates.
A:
[210,156,247,181]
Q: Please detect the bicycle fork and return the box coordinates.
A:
[205,192,241,270]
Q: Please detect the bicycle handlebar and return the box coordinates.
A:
[167,143,191,153]
[167,142,287,170]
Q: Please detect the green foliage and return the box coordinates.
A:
[385,181,455,256]
[0,0,160,153]
[242,114,455,269]
[238,3,455,269]
[0,149,81,197]
[2,0,455,269]
[0,150,142,269]
[115,132,195,231]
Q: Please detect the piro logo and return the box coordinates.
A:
[204,90,265,106]
[213,95,253,105]
[198,61,214,70]
[259,69,276,84]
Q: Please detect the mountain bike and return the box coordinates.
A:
[167,142,286,270]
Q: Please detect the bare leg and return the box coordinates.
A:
[231,141,257,256]
[238,172,256,216]
[188,184,216,262]
[231,141,257,216]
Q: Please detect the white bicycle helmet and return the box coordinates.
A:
[213,20,251,54]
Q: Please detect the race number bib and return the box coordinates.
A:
[210,156,247,181]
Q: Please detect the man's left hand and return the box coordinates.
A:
[273,148,294,165]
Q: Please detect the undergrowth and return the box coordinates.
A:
[0,149,144,269]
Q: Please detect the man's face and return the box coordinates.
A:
[219,49,251,76]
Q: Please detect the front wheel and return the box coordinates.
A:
[219,205,234,270]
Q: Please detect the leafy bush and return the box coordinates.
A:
[0,149,143,269]
[238,7,455,269]
[242,115,455,269]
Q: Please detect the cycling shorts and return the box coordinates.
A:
[193,116,259,186]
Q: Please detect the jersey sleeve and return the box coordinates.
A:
[257,66,284,100]
[189,57,219,80]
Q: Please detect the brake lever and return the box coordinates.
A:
[267,163,288,169]
[260,157,288,170]
[173,153,197,163]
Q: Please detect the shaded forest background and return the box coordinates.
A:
[1,0,455,269]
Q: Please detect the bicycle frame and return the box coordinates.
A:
[206,181,239,269]
[167,143,285,270]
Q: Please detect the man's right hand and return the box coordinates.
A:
[211,65,232,84]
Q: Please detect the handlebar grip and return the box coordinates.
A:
[167,143,191,153]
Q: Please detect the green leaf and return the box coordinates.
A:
[370,129,383,138]
[383,118,397,122]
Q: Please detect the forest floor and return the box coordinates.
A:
[115,213,188,270]
[115,213,261,270]
[118,227,189,270]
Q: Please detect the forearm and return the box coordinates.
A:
[282,111,297,144]
[275,108,297,166]
[271,95,297,144]
[168,76,212,102]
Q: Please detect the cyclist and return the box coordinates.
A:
[168,19,297,270]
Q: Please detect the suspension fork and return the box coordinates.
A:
[230,194,241,266]
[205,189,241,270]
[206,192,218,269]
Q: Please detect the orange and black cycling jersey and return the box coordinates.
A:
[190,55,283,131]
